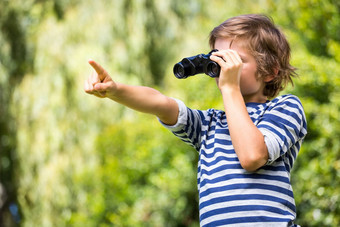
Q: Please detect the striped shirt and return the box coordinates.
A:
[159,94,307,226]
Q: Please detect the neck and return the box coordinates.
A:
[243,95,268,103]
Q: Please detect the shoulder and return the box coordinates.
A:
[265,94,307,129]
[267,94,304,111]
[270,94,302,104]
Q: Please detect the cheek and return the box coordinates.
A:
[240,66,261,89]
[241,64,257,80]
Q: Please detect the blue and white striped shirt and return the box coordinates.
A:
[160,94,307,226]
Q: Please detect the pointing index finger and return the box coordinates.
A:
[88,59,106,81]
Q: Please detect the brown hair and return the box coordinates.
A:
[209,14,296,98]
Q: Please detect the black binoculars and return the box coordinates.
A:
[173,49,221,79]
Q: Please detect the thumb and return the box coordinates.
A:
[94,83,107,91]
[94,82,115,93]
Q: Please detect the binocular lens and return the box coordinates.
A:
[206,62,220,78]
[173,63,186,79]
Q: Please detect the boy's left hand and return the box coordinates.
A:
[210,50,243,92]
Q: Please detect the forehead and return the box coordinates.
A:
[214,38,251,56]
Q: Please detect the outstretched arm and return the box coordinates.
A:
[84,60,179,125]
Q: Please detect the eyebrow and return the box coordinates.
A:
[229,36,237,48]
[238,51,251,62]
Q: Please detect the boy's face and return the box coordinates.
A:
[214,38,267,103]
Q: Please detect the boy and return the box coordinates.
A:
[84,14,307,226]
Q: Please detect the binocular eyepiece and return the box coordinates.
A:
[173,49,221,79]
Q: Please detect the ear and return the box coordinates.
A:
[264,68,279,82]
[264,75,275,82]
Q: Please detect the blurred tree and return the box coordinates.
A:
[0,0,76,225]
[1,1,36,225]
[272,0,340,58]
[107,0,207,86]
[1,0,339,226]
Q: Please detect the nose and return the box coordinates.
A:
[215,77,219,86]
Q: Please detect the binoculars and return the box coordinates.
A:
[173,49,221,79]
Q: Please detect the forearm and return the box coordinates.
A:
[222,88,268,171]
[108,83,178,125]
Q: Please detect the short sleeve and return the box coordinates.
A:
[158,98,202,151]
[257,95,307,165]
[158,98,188,130]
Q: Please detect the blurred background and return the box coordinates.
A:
[0,0,339,226]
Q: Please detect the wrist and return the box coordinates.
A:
[220,85,241,96]
[106,82,121,100]
[220,86,245,108]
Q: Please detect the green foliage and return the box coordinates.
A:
[288,47,340,226]
[0,0,339,226]
[0,0,76,225]
[68,114,199,226]
[272,0,340,58]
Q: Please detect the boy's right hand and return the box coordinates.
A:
[84,59,179,125]
[84,60,117,98]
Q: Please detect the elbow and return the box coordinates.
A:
[239,151,268,172]
[240,162,261,172]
